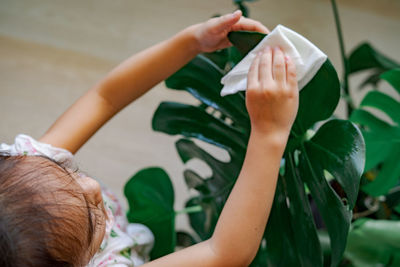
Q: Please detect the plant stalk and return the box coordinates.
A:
[331,0,354,117]
[175,205,202,215]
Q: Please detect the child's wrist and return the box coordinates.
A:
[250,128,290,149]
[180,24,203,55]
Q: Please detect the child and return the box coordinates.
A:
[0,10,299,267]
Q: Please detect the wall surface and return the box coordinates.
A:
[1,0,399,233]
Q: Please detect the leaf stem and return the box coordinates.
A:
[330,0,354,117]
[352,197,380,219]
[175,205,203,215]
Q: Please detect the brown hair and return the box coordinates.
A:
[0,155,95,267]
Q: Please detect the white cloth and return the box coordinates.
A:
[0,134,154,267]
[220,24,327,96]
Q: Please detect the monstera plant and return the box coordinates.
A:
[345,43,400,200]
[124,29,365,267]
[350,68,400,198]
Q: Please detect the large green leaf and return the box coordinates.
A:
[317,230,332,265]
[381,68,400,94]
[348,43,400,89]
[293,60,341,136]
[152,31,364,267]
[124,167,175,259]
[176,138,242,186]
[348,43,399,74]
[202,49,230,70]
[359,91,400,124]
[283,153,322,266]
[350,109,395,171]
[203,46,243,70]
[152,101,248,154]
[175,138,241,240]
[299,119,365,267]
[362,143,400,197]
[318,219,400,266]
[226,33,358,266]
[263,179,301,267]
[165,55,249,128]
[228,31,266,56]
[185,197,218,241]
[228,31,341,136]
[350,69,400,196]
[344,219,400,267]
[303,120,365,208]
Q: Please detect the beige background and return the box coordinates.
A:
[1,0,400,232]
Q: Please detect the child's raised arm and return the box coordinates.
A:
[143,47,299,267]
[39,11,268,153]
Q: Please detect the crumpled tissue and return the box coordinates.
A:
[221,25,327,96]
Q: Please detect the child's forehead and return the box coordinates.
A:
[14,156,86,200]
[29,156,76,179]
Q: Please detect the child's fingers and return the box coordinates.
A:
[247,53,261,90]
[272,47,286,84]
[230,17,270,34]
[212,10,242,33]
[259,47,273,86]
[285,56,298,89]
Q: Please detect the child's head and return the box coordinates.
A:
[0,155,107,267]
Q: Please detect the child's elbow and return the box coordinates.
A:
[205,239,256,267]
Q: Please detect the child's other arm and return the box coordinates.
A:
[39,11,268,153]
[143,47,299,267]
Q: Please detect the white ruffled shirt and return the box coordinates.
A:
[0,134,154,267]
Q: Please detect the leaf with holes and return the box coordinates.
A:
[150,31,364,267]
[165,55,249,128]
[299,119,365,266]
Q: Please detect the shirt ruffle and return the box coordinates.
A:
[0,134,75,168]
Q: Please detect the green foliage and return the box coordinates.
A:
[330,0,400,264]
[124,2,400,266]
[151,31,365,266]
[344,219,400,266]
[124,167,175,259]
[350,68,400,197]
[381,69,400,92]
[348,43,400,89]
[228,31,265,55]
[319,218,400,267]
[386,186,400,214]
[233,0,258,17]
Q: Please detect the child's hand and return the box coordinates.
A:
[192,10,269,53]
[246,47,299,139]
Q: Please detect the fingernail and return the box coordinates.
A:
[232,10,241,17]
